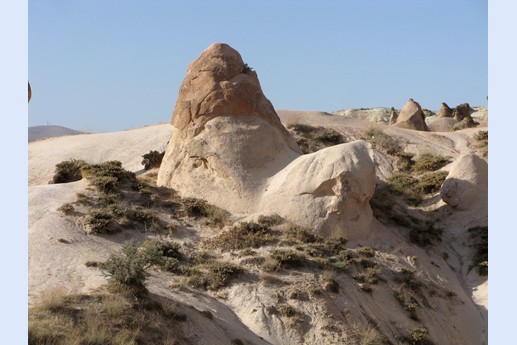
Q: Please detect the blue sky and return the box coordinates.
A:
[29,0,487,132]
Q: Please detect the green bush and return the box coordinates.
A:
[140,240,181,272]
[103,241,149,287]
[269,249,306,269]
[205,222,276,251]
[53,159,88,184]
[416,171,448,194]
[412,154,450,172]
[400,327,434,345]
[187,261,243,290]
[57,203,75,215]
[181,197,228,227]
[83,211,115,234]
[257,214,284,226]
[287,225,322,243]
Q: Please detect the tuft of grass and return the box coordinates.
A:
[257,214,284,226]
[83,210,116,234]
[268,249,306,269]
[412,154,450,172]
[140,240,181,272]
[57,203,74,215]
[353,267,381,285]
[356,246,376,258]
[181,197,228,228]
[387,171,448,205]
[288,123,345,154]
[395,269,422,291]
[29,288,187,345]
[394,287,419,320]
[287,224,322,243]
[416,171,448,194]
[52,159,88,184]
[362,127,400,155]
[205,222,276,251]
[186,261,243,290]
[400,327,435,345]
[82,161,136,194]
[141,150,164,170]
[396,152,415,172]
[103,241,149,287]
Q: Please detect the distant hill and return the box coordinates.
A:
[28,125,84,142]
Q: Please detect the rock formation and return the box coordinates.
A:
[391,98,429,131]
[440,154,487,211]
[389,107,398,125]
[158,43,376,239]
[427,117,457,132]
[437,102,452,118]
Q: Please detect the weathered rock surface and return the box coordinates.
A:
[437,102,453,118]
[391,98,430,131]
[158,43,376,238]
[440,154,488,210]
[427,117,458,132]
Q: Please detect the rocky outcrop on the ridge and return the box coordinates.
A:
[391,98,430,131]
[158,43,376,238]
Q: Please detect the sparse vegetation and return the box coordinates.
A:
[141,150,165,170]
[52,159,88,184]
[182,197,228,227]
[83,210,116,234]
[412,154,450,172]
[205,221,276,251]
[473,130,488,157]
[57,203,74,215]
[29,287,186,345]
[186,261,243,290]
[288,123,345,153]
[362,127,400,155]
[394,287,419,320]
[386,171,447,205]
[103,241,149,287]
[400,327,434,345]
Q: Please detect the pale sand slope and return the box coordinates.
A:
[28,123,172,186]
[29,112,487,344]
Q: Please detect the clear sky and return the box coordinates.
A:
[29,0,487,132]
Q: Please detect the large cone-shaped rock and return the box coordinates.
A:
[440,154,487,211]
[158,43,376,238]
[392,99,430,131]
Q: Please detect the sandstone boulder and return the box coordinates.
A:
[427,117,457,132]
[440,154,487,211]
[259,140,376,239]
[158,43,376,239]
[391,98,429,131]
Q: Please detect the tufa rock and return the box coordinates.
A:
[391,98,429,131]
[437,102,453,118]
[158,43,376,239]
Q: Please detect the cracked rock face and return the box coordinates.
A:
[158,43,376,239]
